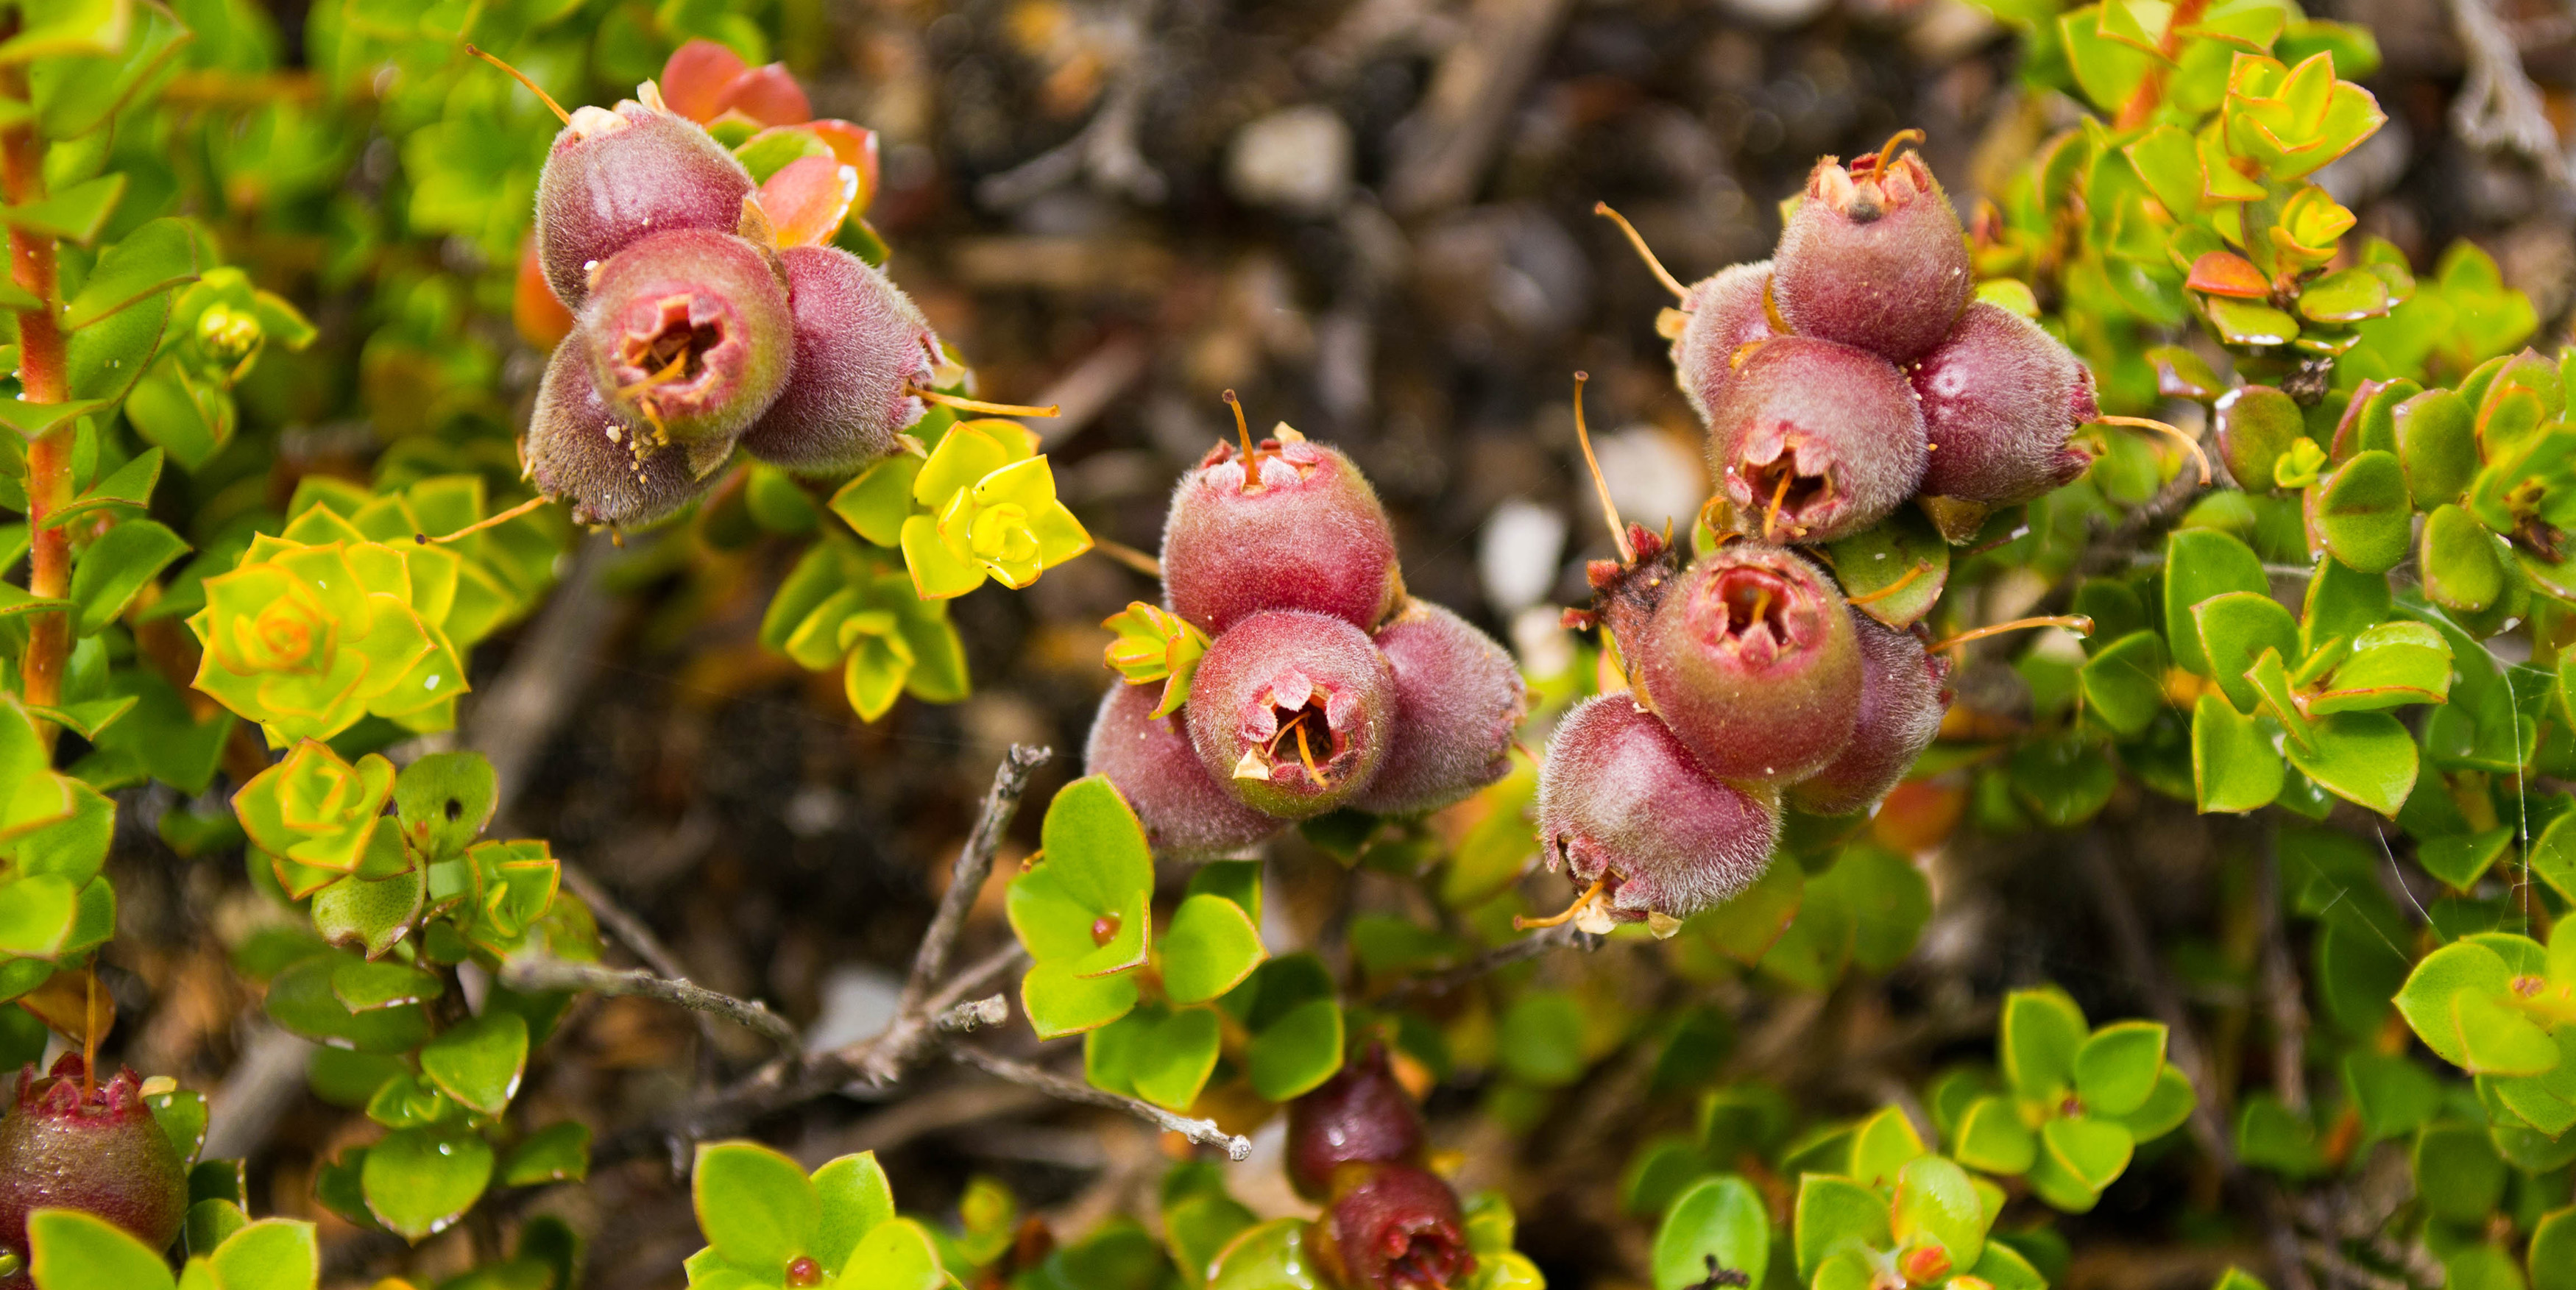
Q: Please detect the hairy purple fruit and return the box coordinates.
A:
[1772,146,1972,363]
[1537,695,1781,924]
[1786,613,1953,815]
[1083,682,1284,859]
[1673,261,1776,427]
[1186,609,1395,819]
[1633,545,1863,785]
[0,1056,187,1282]
[1710,336,1927,545]
[578,228,793,447]
[1161,435,1402,636]
[534,102,757,309]
[739,245,942,477]
[522,339,711,529]
[1286,1046,1428,1202]
[1911,302,2097,504]
[1351,602,1526,816]
[1313,1164,1476,1290]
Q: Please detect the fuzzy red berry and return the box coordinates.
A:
[1084,682,1284,859]
[1632,545,1863,785]
[1314,1164,1476,1290]
[522,339,710,529]
[1672,261,1776,428]
[1911,302,2097,504]
[1185,609,1395,819]
[0,1056,187,1281]
[1709,336,1926,545]
[1536,695,1781,924]
[738,245,942,477]
[577,227,794,447]
[1786,612,1953,816]
[1286,1046,1428,1202]
[534,102,757,310]
[1161,433,1402,637]
[1772,143,1972,364]
[1351,602,1526,817]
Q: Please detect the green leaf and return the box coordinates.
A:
[2307,450,2410,574]
[0,875,78,957]
[2215,386,2304,492]
[2040,1115,2134,1192]
[1848,1103,1927,1188]
[2073,1021,2168,1117]
[2193,592,2298,713]
[1496,990,1588,1088]
[2393,389,2477,508]
[68,519,186,637]
[146,1086,207,1165]
[26,1208,178,1290]
[65,218,199,330]
[2206,297,2300,347]
[206,1219,319,1290]
[1,174,126,244]
[1652,1175,1768,1290]
[183,1198,245,1259]
[1825,508,1950,630]
[2164,528,2268,675]
[838,1216,944,1290]
[67,289,167,401]
[691,1141,818,1277]
[2413,1122,2508,1225]
[2193,692,2284,812]
[330,957,440,1012]
[2282,710,2416,817]
[262,954,428,1054]
[0,395,109,439]
[1953,1096,2037,1174]
[393,752,498,862]
[43,447,160,531]
[1130,1007,1222,1113]
[1019,957,1139,1039]
[1041,776,1156,916]
[1890,1155,1986,1273]
[2533,1206,2576,1290]
[1791,1174,1889,1284]
[360,1127,494,1242]
[2312,620,2451,712]
[2298,267,2391,322]
[419,1011,528,1117]
[2002,987,2089,1099]
[2416,826,2516,891]
[829,456,921,547]
[2340,1049,2441,1140]
[812,1152,896,1274]
[1159,894,1267,1006]
[498,1121,590,1187]
[2396,940,2558,1074]
[2081,631,2168,736]
[1246,996,1344,1102]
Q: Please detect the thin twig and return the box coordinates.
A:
[557,858,692,984]
[2447,0,2569,183]
[2254,832,2311,1113]
[937,994,1011,1033]
[1378,923,1599,1004]
[949,1046,1252,1160]
[899,745,1051,1018]
[502,956,801,1050]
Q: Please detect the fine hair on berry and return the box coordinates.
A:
[0,1055,188,1281]
[1786,612,1953,815]
[1083,681,1283,859]
[577,227,794,447]
[739,245,941,477]
[1537,695,1782,924]
[1771,140,1972,363]
[1314,1163,1476,1290]
[1709,336,1927,544]
[1185,609,1395,819]
[1673,261,1777,427]
[1351,600,1526,816]
[1161,431,1402,636]
[534,102,756,309]
[523,339,710,529]
[1285,1046,1429,1202]
[1632,544,1864,785]
[1911,301,2098,504]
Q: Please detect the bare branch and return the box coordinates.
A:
[2447,0,2569,182]
[557,858,693,985]
[949,1045,1252,1161]
[899,745,1050,1018]
[2255,833,2311,1113]
[502,955,801,1050]
[937,994,1011,1033]
[1378,922,1600,1004]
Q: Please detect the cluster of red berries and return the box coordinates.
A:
[0,1055,188,1285]
[1087,409,1527,856]
[1286,1047,1475,1290]
[512,52,941,528]
[1538,135,2100,929]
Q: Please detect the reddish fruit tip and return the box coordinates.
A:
[739,244,941,478]
[0,1055,188,1278]
[1161,436,1402,637]
[1773,149,1971,363]
[535,105,755,310]
[1633,545,1864,786]
[1351,602,1526,817]
[1911,302,2096,505]
[1786,612,1953,816]
[1184,609,1395,819]
[578,228,794,447]
[1710,336,1926,545]
[1537,695,1782,923]
[1285,1046,1429,1202]
[523,339,712,530]
[1083,682,1284,859]
[1673,261,1775,428]
[1314,1164,1476,1290]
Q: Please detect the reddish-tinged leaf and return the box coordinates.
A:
[661,38,749,124]
[512,234,572,350]
[18,968,113,1048]
[760,156,860,248]
[807,119,882,210]
[2189,251,2270,299]
[719,65,813,127]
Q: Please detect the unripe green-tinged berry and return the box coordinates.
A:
[1911,302,2096,504]
[1633,545,1862,785]
[1772,144,1972,363]
[739,245,942,477]
[534,102,757,309]
[1710,336,1926,544]
[1536,695,1781,924]
[1186,609,1395,819]
[1351,601,1526,816]
[1286,1046,1428,1202]
[1161,433,1402,636]
[1083,682,1283,859]
[1672,261,1776,427]
[1313,1163,1475,1290]
[523,337,711,529]
[578,228,794,447]
[0,1056,187,1283]
[1786,612,1952,815]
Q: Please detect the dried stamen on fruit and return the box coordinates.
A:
[467,44,572,124]
[902,383,1061,419]
[1513,876,1610,932]
[1592,202,1690,302]
[1927,614,2093,653]
[1571,372,1635,564]
[2095,414,2212,485]
[1224,389,1258,494]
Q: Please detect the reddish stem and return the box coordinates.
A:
[1,54,68,743]
[2113,0,2213,130]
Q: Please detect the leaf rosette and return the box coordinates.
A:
[234,742,401,898]
[186,534,466,742]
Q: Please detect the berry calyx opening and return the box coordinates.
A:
[1743,448,1832,542]
[1710,564,1796,653]
[1235,677,1354,791]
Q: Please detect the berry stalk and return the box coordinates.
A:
[0,42,69,746]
